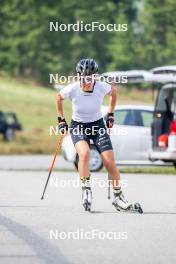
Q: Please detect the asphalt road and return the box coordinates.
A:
[0,155,170,171]
[0,155,74,170]
[0,170,176,264]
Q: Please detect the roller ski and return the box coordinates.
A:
[81,177,92,212]
[112,190,143,214]
[82,187,92,212]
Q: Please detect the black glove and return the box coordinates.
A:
[58,117,68,134]
[106,113,114,128]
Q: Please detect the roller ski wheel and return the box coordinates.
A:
[83,200,91,212]
[132,203,143,214]
[113,202,143,214]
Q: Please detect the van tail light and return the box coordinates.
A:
[158,134,168,148]
[170,120,176,135]
[168,121,176,151]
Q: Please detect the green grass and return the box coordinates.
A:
[0,74,154,154]
[6,167,176,175]
[119,167,176,174]
[0,73,72,154]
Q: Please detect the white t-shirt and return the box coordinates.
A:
[59,81,112,123]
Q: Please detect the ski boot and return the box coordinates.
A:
[112,190,143,214]
[82,187,92,212]
[81,177,92,212]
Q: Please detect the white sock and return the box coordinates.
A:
[81,177,91,189]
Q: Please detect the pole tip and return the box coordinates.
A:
[41,196,44,200]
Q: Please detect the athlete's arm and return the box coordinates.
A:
[108,83,117,114]
[106,83,116,128]
[56,93,68,134]
[56,93,64,117]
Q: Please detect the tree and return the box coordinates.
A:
[137,0,176,68]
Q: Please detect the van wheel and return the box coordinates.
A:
[74,145,103,172]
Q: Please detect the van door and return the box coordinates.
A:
[152,86,176,149]
[110,109,143,162]
[134,110,153,159]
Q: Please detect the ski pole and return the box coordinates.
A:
[107,127,112,200]
[41,134,64,200]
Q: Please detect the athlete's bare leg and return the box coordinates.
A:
[101,149,120,189]
[75,140,90,180]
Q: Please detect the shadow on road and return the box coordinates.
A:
[0,206,42,208]
[91,210,176,215]
[0,213,71,264]
[143,212,176,215]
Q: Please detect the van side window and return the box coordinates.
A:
[114,110,136,126]
[140,111,153,127]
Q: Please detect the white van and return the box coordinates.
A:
[149,83,176,167]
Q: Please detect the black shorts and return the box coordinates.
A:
[70,118,113,154]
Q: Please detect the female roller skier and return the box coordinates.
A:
[56,58,141,212]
